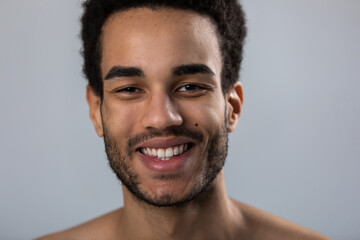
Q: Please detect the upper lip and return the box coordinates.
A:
[136,137,194,150]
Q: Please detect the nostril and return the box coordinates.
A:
[142,107,183,130]
[141,92,184,130]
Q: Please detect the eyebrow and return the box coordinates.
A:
[104,66,144,80]
[172,64,215,76]
[104,63,215,80]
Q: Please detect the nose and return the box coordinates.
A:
[142,91,183,130]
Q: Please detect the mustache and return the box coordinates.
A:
[126,126,204,156]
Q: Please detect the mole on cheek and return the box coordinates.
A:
[195,123,199,127]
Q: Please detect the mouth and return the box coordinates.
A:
[138,143,194,161]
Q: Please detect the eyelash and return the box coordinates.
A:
[115,84,208,92]
[115,86,143,93]
[177,84,207,92]
[113,83,212,100]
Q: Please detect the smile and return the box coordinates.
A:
[139,143,192,161]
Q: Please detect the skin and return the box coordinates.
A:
[36,8,331,240]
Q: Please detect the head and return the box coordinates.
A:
[81,0,246,207]
[81,0,246,98]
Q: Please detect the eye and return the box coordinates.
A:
[176,83,213,98]
[113,86,145,100]
[177,84,205,92]
[116,86,143,93]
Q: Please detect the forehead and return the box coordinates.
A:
[100,7,222,78]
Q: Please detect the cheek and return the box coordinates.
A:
[102,100,141,139]
[180,98,225,131]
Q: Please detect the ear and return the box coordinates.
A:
[86,85,104,137]
[225,82,244,133]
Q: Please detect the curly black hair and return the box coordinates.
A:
[81,0,247,97]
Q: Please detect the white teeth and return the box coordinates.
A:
[173,146,179,156]
[152,149,157,156]
[165,148,173,158]
[157,149,165,158]
[141,143,190,160]
[179,144,184,153]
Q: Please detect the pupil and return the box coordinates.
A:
[186,85,195,90]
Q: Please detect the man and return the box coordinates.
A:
[38,0,330,239]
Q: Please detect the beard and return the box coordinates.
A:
[103,121,228,208]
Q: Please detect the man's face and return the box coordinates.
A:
[88,8,240,207]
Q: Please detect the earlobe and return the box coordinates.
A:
[86,85,104,137]
[226,82,244,132]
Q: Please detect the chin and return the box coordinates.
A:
[136,177,196,206]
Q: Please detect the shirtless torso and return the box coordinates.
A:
[37,173,330,240]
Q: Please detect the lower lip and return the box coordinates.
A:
[137,147,193,173]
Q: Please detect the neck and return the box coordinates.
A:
[119,171,245,239]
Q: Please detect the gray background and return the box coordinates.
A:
[1,0,359,239]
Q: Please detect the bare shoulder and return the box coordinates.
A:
[35,208,123,240]
[232,199,331,240]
